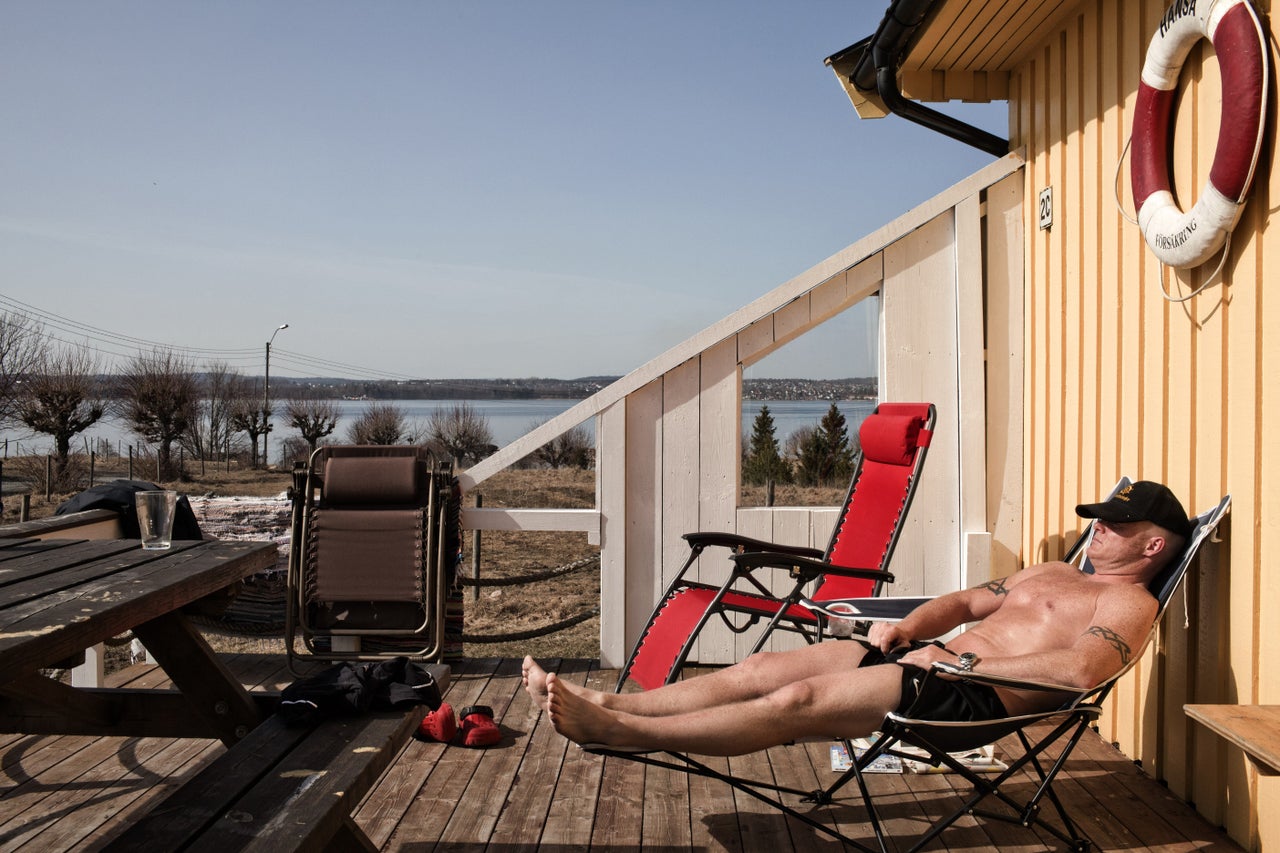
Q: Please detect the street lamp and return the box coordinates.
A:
[263,323,289,466]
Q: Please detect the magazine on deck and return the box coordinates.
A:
[830,741,902,774]
[829,740,1008,774]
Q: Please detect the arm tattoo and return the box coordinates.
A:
[977,578,1009,597]
[1085,625,1134,665]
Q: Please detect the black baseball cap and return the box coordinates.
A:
[1075,481,1193,538]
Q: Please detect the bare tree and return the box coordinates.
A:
[16,342,105,486]
[184,360,248,465]
[228,387,272,469]
[426,402,494,466]
[526,419,592,469]
[119,348,200,481]
[286,397,340,457]
[783,425,815,469]
[348,402,405,445]
[0,312,46,427]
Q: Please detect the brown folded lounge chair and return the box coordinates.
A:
[285,445,458,675]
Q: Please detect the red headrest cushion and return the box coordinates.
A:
[859,414,924,466]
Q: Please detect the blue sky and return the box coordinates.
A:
[1,2,1006,381]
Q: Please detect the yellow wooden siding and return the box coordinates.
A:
[1010,0,1272,846]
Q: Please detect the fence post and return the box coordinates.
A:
[45,456,52,500]
[20,494,30,522]
[90,451,96,486]
[128,446,134,480]
[471,493,482,601]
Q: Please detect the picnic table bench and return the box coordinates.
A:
[1185,704,1280,776]
[104,704,425,851]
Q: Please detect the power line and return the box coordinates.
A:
[0,293,424,382]
[0,293,258,357]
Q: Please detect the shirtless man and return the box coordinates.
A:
[523,481,1192,757]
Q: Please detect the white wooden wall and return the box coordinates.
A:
[462,155,1025,668]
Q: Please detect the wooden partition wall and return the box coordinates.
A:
[1008,0,1277,845]
[460,155,1024,670]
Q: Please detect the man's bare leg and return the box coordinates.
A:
[524,641,871,719]
[545,662,904,756]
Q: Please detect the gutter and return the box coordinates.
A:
[826,0,1008,157]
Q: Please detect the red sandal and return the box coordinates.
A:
[459,704,501,747]
[418,702,457,743]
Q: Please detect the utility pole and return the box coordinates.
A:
[263,323,289,467]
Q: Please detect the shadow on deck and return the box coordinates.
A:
[0,653,1243,852]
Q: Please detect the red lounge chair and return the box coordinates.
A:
[616,402,936,691]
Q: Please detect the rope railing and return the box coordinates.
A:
[456,553,600,642]
[456,554,599,588]
[461,605,600,644]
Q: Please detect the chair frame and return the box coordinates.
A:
[615,402,936,691]
[593,483,1231,852]
[285,444,456,675]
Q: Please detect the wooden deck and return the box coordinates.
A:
[1,652,1244,852]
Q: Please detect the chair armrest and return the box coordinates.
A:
[801,596,930,622]
[682,531,823,560]
[930,660,1097,699]
[730,552,893,585]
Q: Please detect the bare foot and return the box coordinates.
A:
[547,672,626,746]
[522,656,551,713]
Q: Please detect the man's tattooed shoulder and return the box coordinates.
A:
[977,577,1009,596]
[1085,625,1134,665]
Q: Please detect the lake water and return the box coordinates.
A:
[8,398,877,462]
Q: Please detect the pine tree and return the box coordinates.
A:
[794,403,856,487]
[742,405,789,485]
[819,403,857,485]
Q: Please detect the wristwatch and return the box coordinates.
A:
[956,652,979,672]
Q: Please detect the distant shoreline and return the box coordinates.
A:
[264,375,879,402]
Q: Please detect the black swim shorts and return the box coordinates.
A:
[858,640,1008,722]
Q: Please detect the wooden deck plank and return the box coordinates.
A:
[539,661,609,849]
[375,657,500,850]
[686,752,749,851]
[726,746,794,851]
[483,657,581,850]
[0,733,181,849]
[765,740,846,851]
[25,735,216,851]
[431,657,536,850]
[0,655,1250,852]
[1069,725,1241,851]
[588,742,646,849]
[642,762,697,849]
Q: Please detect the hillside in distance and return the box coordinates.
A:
[271,376,877,401]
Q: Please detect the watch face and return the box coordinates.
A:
[959,652,977,670]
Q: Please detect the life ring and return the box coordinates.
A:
[1130,0,1268,269]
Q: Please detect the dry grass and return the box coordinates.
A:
[463,469,600,658]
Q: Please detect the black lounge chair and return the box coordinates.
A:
[592,478,1231,852]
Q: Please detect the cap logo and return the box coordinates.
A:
[1115,485,1134,502]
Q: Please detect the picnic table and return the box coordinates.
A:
[0,536,278,744]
